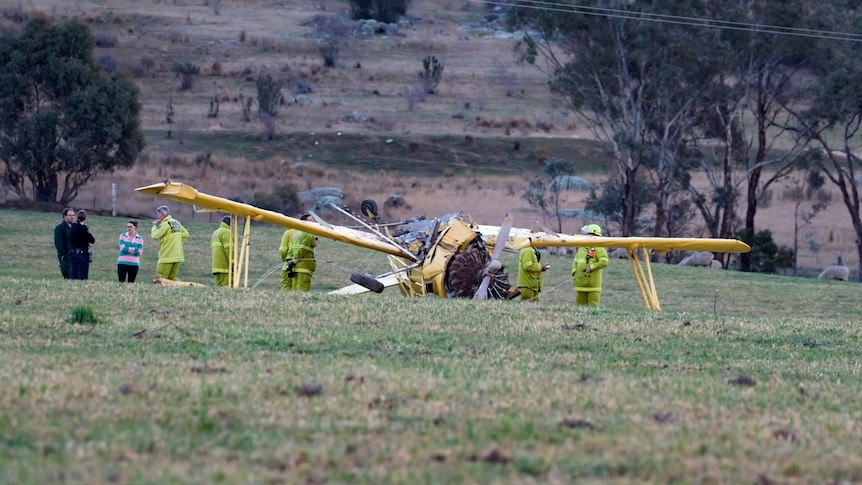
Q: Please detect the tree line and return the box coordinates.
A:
[509,0,862,279]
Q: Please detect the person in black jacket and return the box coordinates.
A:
[69,210,96,280]
[53,208,75,279]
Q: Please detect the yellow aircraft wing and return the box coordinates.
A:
[136,180,417,261]
[521,233,750,254]
[476,225,751,254]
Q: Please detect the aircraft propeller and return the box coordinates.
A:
[473,214,513,300]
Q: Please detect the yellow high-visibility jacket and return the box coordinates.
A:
[518,247,543,292]
[211,222,231,274]
[152,215,189,264]
[279,229,295,265]
[289,231,316,275]
[572,246,608,292]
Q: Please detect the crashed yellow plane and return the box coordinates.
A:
[137,180,750,310]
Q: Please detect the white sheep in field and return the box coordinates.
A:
[608,247,649,260]
[709,259,722,270]
[546,246,574,257]
[678,251,715,267]
[818,265,850,281]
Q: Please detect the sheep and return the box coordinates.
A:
[817,265,850,281]
[677,251,715,267]
[608,247,652,260]
[546,246,574,257]
[709,259,722,270]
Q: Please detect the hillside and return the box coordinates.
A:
[2,0,858,275]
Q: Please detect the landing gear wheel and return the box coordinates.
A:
[350,272,384,293]
[360,199,378,220]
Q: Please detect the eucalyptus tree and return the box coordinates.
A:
[511,0,720,236]
[0,17,144,204]
[685,69,756,242]
[521,157,580,232]
[783,157,828,276]
[707,0,816,270]
[792,6,862,281]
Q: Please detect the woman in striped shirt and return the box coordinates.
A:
[118,220,144,283]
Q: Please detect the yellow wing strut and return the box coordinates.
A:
[228,214,252,288]
[627,247,661,310]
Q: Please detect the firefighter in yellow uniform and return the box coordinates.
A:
[211,216,231,287]
[151,205,189,281]
[572,224,609,306]
[517,246,549,302]
[279,214,316,291]
[279,227,296,291]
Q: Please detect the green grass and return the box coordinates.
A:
[68,305,100,325]
[1,209,861,484]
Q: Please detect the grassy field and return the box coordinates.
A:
[1,208,861,484]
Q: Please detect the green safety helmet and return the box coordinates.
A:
[581,224,602,236]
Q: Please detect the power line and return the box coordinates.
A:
[498,0,862,41]
[477,0,862,42]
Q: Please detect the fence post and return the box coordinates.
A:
[112,183,117,216]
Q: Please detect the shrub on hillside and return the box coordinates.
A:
[319,42,339,68]
[308,14,352,67]
[172,62,200,91]
[584,178,653,234]
[349,0,410,23]
[418,55,444,94]
[250,185,301,216]
[256,72,283,117]
[737,229,790,274]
